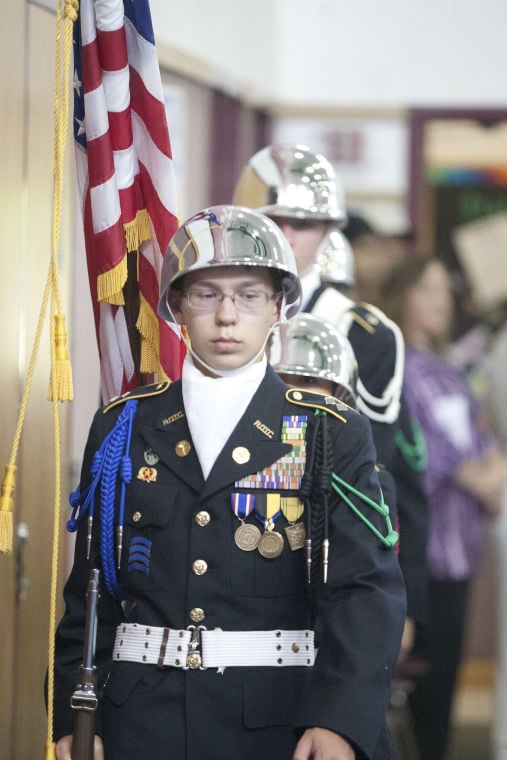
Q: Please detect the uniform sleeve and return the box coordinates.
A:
[296,410,406,758]
[392,397,429,624]
[51,408,124,742]
[349,311,404,469]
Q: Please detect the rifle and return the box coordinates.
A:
[70,568,100,760]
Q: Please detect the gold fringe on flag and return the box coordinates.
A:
[97,256,127,305]
[97,211,152,306]
[124,208,151,253]
[47,314,74,401]
[137,293,168,380]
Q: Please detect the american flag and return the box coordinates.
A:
[73,0,185,402]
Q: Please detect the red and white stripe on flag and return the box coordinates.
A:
[73,0,185,402]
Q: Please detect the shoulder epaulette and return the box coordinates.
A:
[349,303,379,334]
[285,388,352,423]
[103,381,171,414]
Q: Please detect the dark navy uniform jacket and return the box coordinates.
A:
[53,367,406,760]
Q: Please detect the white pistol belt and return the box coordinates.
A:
[113,623,315,670]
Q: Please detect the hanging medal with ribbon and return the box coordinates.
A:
[254,493,284,558]
[281,497,306,551]
[231,493,261,551]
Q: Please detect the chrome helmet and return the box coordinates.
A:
[315,228,356,288]
[232,144,347,224]
[158,205,302,321]
[270,313,358,407]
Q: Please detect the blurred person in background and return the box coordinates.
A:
[381,254,506,760]
[485,298,507,760]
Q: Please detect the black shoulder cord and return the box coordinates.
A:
[299,411,333,611]
[299,409,398,611]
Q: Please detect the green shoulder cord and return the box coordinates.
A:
[395,418,427,472]
[331,473,399,549]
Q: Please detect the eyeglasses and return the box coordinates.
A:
[184,287,279,314]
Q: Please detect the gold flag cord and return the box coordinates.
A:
[45,3,79,758]
[0,0,77,759]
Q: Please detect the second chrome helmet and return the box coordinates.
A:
[232,144,347,225]
[270,313,358,407]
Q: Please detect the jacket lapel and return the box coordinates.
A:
[139,382,205,493]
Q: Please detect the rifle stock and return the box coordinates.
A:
[71,569,100,760]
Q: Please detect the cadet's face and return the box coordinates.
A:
[171,268,281,374]
[270,218,328,276]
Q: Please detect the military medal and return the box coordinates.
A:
[281,497,306,551]
[254,493,284,558]
[231,493,261,551]
[258,528,284,559]
[235,523,262,551]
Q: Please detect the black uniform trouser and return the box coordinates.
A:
[408,579,469,760]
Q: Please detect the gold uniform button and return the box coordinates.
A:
[195,511,211,527]
[292,391,303,401]
[189,607,205,623]
[192,559,208,576]
[175,440,191,457]
[232,446,250,464]
[132,511,142,522]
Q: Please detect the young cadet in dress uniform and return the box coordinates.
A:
[52,205,406,760]
[269,312,398,549]
[233,144,404,468]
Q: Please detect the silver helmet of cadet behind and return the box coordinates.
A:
[232,143,347,225]
[315,228,356,289]
[158,205,302,324]
[270,313,358,408]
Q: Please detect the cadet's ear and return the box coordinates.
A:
[168,290,184,324]
[271,292,283,324]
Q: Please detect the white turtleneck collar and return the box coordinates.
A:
[299,267,321,310]
[182,354,267,479]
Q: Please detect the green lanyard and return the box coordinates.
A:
[395,419,427,472]
[331,473,399,550]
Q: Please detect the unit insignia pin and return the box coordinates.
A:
[232,446,251,464]
[175,440,191,457]
[137,466,157,482]
[144,447,160,466]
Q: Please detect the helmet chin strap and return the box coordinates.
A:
[176,296,290,378]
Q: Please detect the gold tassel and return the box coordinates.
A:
[47,315,74,402]
[0,464,16,554]
[97,256,127,305]
[43,739,56,759]
[124,209,151,252]
[137,294,163,376]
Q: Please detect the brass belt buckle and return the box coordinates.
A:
[186,625,207,670]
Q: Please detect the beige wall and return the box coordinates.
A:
[0,2,74,756]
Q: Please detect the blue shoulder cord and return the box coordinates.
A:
[67,399,138,599]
